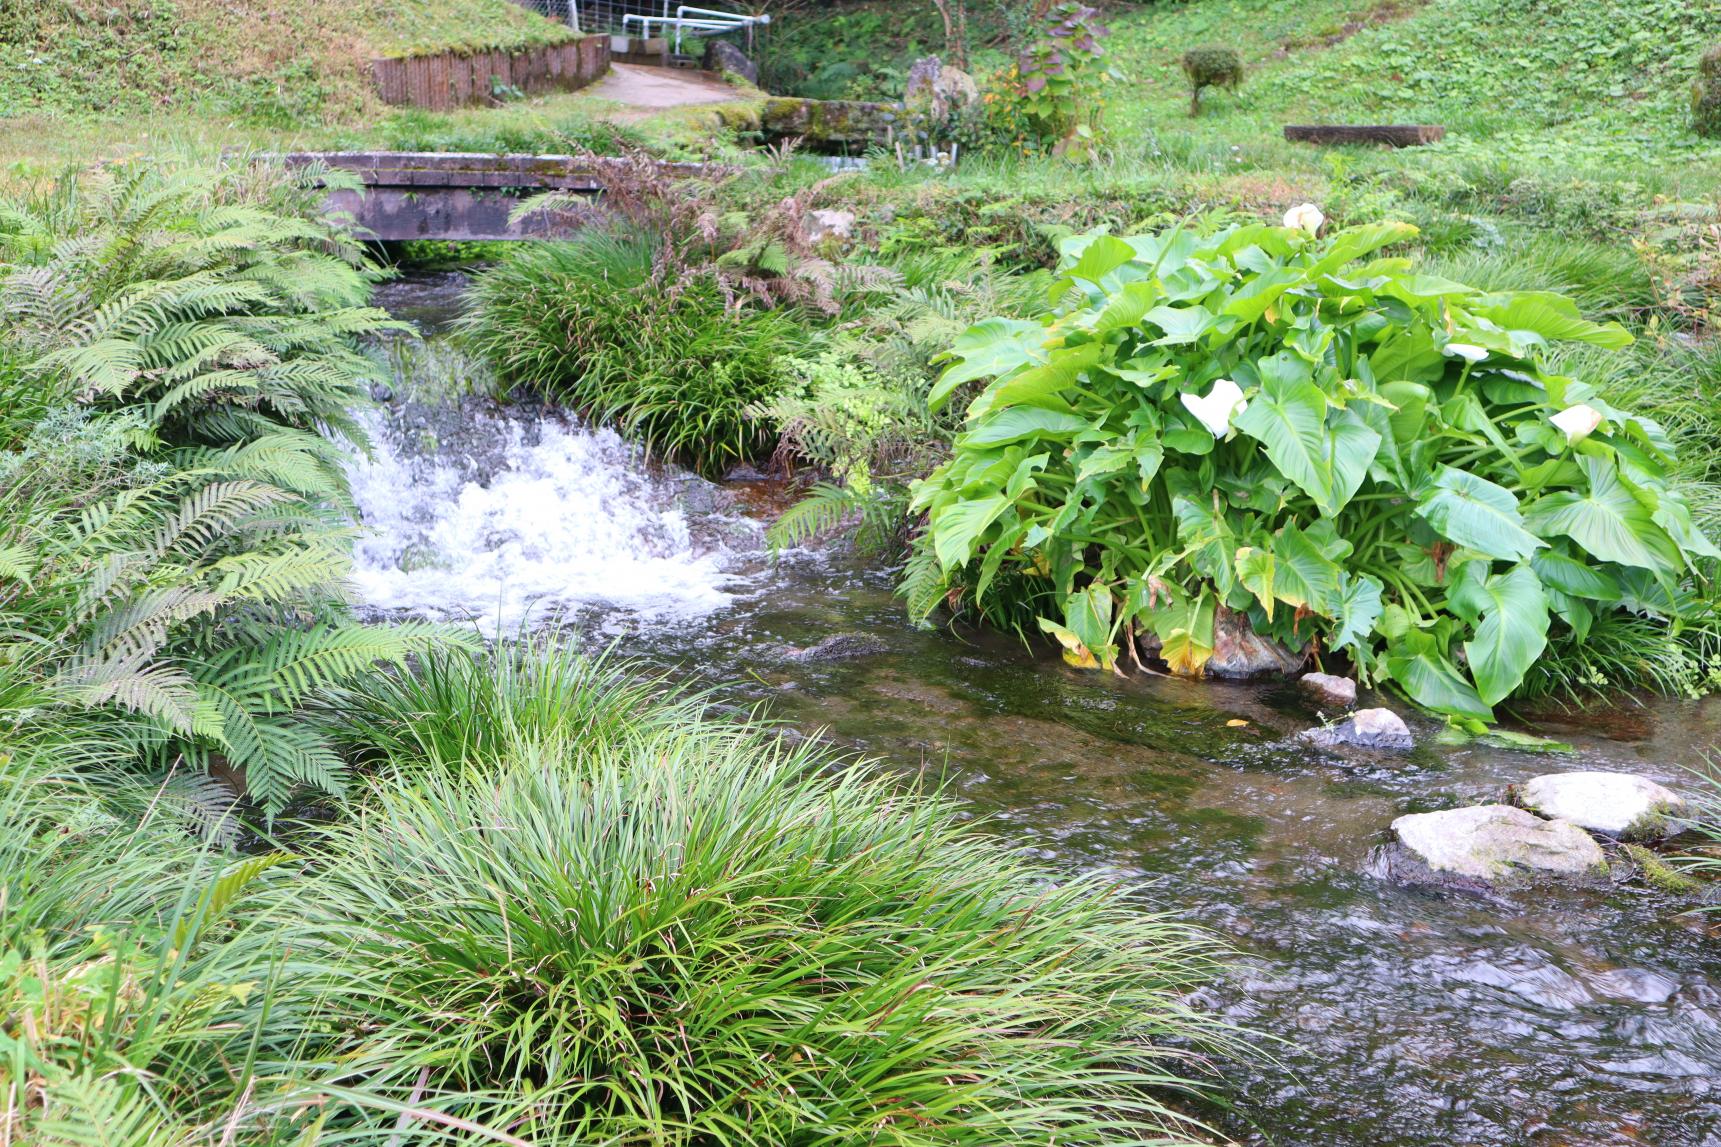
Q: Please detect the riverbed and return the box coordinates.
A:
[354,274,1721,1147]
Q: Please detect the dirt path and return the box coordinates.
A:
[589,63,741,120]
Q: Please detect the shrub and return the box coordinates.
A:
[991,3,1116,157]
[1696,44,1721,138]
[906,217,1720,722]
[310,721,1232,1145]
[1181,47,1243,116]
[461,228,802,476]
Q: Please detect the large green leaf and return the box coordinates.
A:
[1522,455,1682,573]
[1331,571,1384,652]
[1414,467,1544,562]
[1476,292,1633,350]
[929,319,1049,409]
[975,342,1105,417]
[1386,629,1493,720]
[931,494,1010,570]
[1450,563,1549,706]
[1326,408,1382,514]
[1233,354,1341,515]
[1271,520,1343,614]
[960,406,1090,447]
[1145,303,1220,345]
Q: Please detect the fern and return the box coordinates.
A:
[0,162,467,815]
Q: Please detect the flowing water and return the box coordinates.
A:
[354,275,1721,1147]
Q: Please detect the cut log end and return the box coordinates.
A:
[1283,124,1446,148]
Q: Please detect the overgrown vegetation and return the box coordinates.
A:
[905,215,1720,718]
[0,162,445,814]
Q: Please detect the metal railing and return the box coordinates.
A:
[572,2,767,51]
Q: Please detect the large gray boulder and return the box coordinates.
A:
[1519,771,1686,839]
[903,55,979,122]
[703,39,758,86]
[1392,804,1605,881]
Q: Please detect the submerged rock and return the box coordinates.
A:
[1299,672,1357,708]
[1519,771,1687,840]
[1302,706,1413,750]
[1391,804,1605,881]
[782,633,889,663]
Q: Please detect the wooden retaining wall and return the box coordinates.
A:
[370,36,610,111]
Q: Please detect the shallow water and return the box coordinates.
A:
[352,280,1721,1147]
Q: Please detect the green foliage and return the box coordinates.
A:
[323,635,699,769]
[907,217,1720,720]
[460,228,802,476]
[1696,44,1721,138]
[995,3,1117,157]
[0,162,453,813]
[308,712,1233,1145]
[1181,46,1244,115]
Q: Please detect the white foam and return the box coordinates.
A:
[346,406,751,631]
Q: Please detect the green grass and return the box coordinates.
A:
[308,708,1235,1145]
[459,228,804,476]
[0,0,579,128]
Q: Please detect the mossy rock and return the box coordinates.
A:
[1695,44,1721,138]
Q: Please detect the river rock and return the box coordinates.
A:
[1392,804,1605,881]
[702,39,758,85]
[1302,706,1413,750]
[782,632,888,663]
[1519,771,1686,839]
[1205,606,1308,679]
[1299,672,1356,708]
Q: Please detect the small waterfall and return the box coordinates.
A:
[346,399,757,631]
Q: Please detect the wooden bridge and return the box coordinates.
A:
[280,152,702,242]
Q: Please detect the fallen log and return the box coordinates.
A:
[1283,124,1445,147]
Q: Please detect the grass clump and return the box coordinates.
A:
[309,703,1232,1145]
[461,228,803,476]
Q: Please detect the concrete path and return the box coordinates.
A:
[589,63,740,117]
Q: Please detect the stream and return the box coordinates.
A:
[354,274,1721,1147]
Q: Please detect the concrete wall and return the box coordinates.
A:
[370,36,609,111]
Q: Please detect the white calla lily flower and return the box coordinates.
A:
[1282,203,1325,234]
[1550,403,1604,444]
[1182,378,1247,437]
[1443,342,1489,363]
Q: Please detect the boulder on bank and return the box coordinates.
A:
[1204,606,1307,679]
[1299,672,1356,708]
[1519,771,1686,840]
[703,39,758,86]
[1391,804,1605,881]
[904,55,978,122]
[1302,706,1412,750]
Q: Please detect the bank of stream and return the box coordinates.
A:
[354,274,1721,1147]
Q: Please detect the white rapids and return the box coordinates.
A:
[345,404,756,631]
